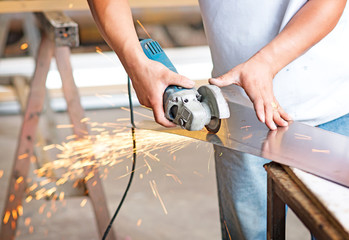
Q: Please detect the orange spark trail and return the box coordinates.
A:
[151,180,168,215]
[95,46,115,64]
[80,199,87,207]
[137,20,151,38]
[224,220,232,240]
[312,149,330,154]
[121,107,153,119]
[95,93,115,107]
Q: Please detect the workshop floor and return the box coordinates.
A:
[0,107,310,240]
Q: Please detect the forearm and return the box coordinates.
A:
[257,0,347,75]
[87,0,146,72]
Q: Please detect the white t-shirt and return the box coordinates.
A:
[199,0,349,126]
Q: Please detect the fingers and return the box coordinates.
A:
[258,100,291,131]
[209,70,239,87]
[152,101,176,128]
[254,99,266,123]
[265,103,277,130]
[168,72,195,89]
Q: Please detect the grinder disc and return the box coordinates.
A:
[205,117,221,133]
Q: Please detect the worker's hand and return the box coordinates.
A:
[129,58,195,127]
[209,54,292,130]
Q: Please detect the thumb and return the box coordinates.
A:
[209,70,238,87]
[168,72,195,89]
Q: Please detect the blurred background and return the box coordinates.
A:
[0,2,309,239]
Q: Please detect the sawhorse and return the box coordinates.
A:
[265,162,348,240]
[0,12,116,240]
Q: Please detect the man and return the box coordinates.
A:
[88,0,349,239]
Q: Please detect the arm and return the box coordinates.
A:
[210,0,347,130]
[87,0,195,127]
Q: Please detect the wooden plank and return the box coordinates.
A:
[0,0,199,13]
[265,163,348,240]
[55,45,116,240]
[267,174,285,240]
[0,35,54,240]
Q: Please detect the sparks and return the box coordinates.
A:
[12,210,17,220]
[242,134,253,140]
[240,125,251,131]
[95,93,115,107]
[193,171,204,178]
[224,220,232,240]
[20,43,28,50]
[312,149,330,154]
[17,205,23,216]
[137,20,151,38]
[3,211,10,224]
[150,180,168,215]
[166,174,182,184]
[27,120,194,211]
[18,153,28,160]
[24,217,31,226]
[295,133,312,140]
[95,46,115,63]
[56,124,74,129]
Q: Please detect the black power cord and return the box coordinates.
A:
[102,76,137,240]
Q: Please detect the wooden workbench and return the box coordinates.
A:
[265,162,349,240]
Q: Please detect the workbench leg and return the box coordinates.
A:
[55,46,116,240]
[12,76,55,174]
[23,13,41,58]
[0,14,10,57]
[267,175,286,240]
[0,36,54,240]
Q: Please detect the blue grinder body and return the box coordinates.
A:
[139,39,186,106]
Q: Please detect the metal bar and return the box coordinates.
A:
[0,35,54,240]
[135,101,349,188]
[35,11,79,47]
[54,46,116,240]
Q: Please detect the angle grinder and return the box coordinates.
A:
[140,39,230,133]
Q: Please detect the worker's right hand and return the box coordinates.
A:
[128,58,195,127]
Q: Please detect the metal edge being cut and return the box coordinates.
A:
[134,101,349,188]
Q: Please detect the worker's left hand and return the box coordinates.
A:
[209,54,292,130]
